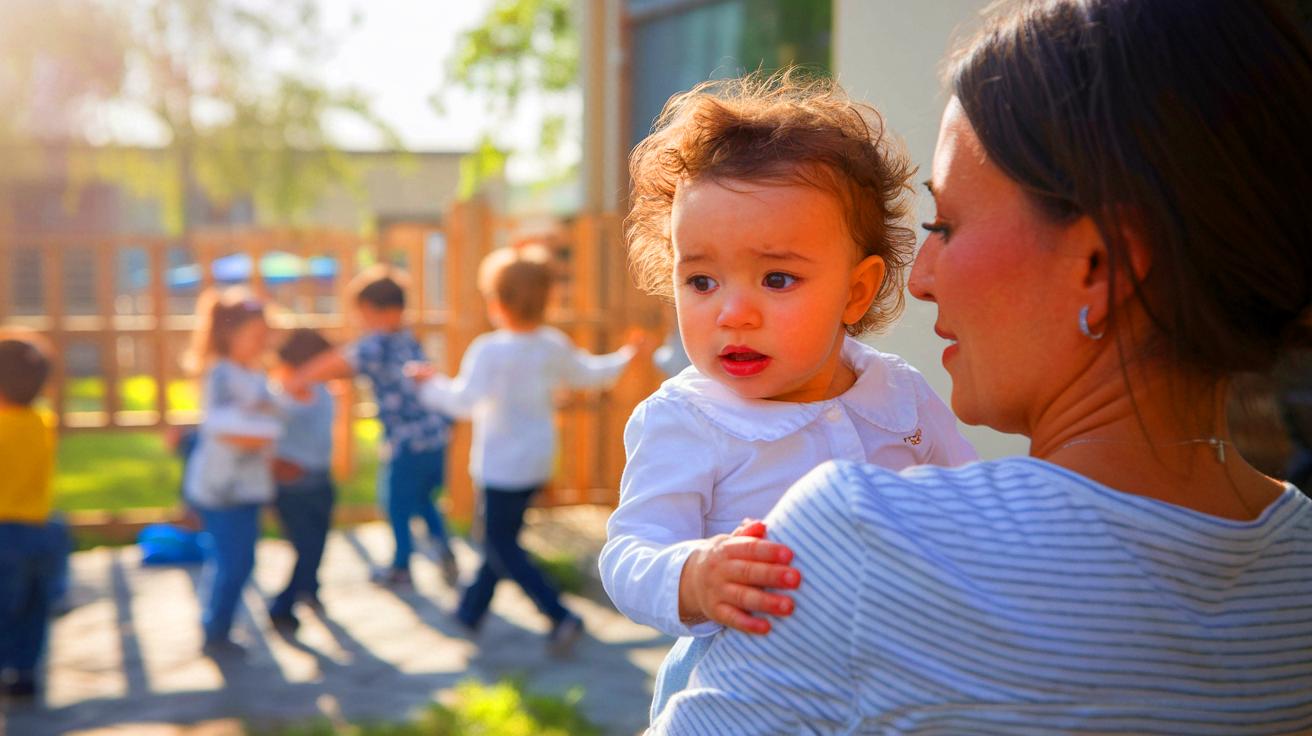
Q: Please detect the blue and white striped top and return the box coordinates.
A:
[654,457,1312,735]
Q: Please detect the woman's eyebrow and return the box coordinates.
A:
[922,179,936,196]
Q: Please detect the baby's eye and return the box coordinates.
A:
[762,272,797,290]
[687,275,719,293]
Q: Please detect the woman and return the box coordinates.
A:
[652,0,1312,732]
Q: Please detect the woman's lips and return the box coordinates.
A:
[719,346,771,377]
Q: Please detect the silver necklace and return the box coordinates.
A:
[1055,436,1229,463]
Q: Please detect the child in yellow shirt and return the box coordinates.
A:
[0,337,62,702]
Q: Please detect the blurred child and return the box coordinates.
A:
[287,266,457,588]
[267,328,336,631]
[184,289,281,657]
[412,245,648,657]
[602,72,978,718]
[0,337,63,701]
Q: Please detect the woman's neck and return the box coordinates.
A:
[1029,359,1283,520]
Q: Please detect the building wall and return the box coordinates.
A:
[833,0,1027,459]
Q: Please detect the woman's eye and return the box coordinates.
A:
[921,220,951,241]
[763,272,797,290]
[687,275,718,293]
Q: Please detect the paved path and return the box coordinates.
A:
[3,518,671,736]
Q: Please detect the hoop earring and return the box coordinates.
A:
[1078,305,1104,341]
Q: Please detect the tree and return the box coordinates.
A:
[440,0,579,197]
[4,0,398,234]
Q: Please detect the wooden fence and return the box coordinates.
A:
[0,201,665,521]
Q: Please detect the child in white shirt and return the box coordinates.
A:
[414,245,648,657]
[599,72,977,719]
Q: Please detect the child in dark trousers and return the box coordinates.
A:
[268,328,337,630]
[287,266,457,588]
[412,246,649,656]
[0,337,64,702]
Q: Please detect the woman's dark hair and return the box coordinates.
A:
[950,0,1312,375]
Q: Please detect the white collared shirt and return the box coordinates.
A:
[418,325,635,489]
[600,337,977,638]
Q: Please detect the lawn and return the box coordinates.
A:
[55,419,383,512]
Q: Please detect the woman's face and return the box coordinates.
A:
[909,98,1081,435]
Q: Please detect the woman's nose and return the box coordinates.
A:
[908,240,937,303]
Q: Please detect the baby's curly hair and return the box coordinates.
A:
[625,69,917,335]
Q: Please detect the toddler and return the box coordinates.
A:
[599,72,977,718]
[0,335,63,701]
[184,288,281,657]
[288,266,457,587]
[414,245,647,656]
[267,328,336,631]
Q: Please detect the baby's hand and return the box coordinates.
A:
[403,360,437,383]
[678,530,800,636]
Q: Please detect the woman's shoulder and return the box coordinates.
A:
[774,457,1062,536]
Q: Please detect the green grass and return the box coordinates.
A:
[246,679,599,736]
[55,420,383,513]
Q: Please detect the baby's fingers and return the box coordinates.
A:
[723,536,794,565]
[711,601,772,636]
[722,581,795,619]
[724,559,801,590]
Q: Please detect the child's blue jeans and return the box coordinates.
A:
[380,445,451,571]
[0,523,64,676]
[456,484,569,629]
[196,503,260,644]
[650,634,713,722]
[270,470,334,617]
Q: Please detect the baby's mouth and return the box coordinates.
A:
[718,346,771,377]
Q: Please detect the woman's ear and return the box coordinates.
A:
[844,254,886,326]
[1071,215,1152,329]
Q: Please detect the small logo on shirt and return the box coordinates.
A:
[903,428,922,446]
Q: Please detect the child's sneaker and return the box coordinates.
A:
[547,613,584,658]
[269,611,300,634]
[371,567,413,589]
[1,670,37,703]
[201,637,247,660]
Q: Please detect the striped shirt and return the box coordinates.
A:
[654,457,1312,735]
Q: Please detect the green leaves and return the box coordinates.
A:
[441,0,579,198]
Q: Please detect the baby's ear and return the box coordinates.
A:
[844,255,886,326]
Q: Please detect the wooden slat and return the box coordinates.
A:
[43,239,67,424]
[149,240,169,427]
[97,240,122,419]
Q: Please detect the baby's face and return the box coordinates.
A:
[671,178,870,402]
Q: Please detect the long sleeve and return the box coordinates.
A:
[600,396,722,638]
[548,324,635,388]
[201,363,281,439]
[653,463,861,735]
[416,336,493,419]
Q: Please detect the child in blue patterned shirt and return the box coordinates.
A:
[287,266,457,588]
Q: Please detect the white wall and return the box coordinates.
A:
[834,0,1028,459]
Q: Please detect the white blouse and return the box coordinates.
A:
[418,326,635,489]
[600,337,977,638]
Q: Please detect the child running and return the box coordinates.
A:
[267,328,336,631]
[184,289,282,658]
[412,245,648,656]
[600,71,977,718]
[288,266,457,588]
